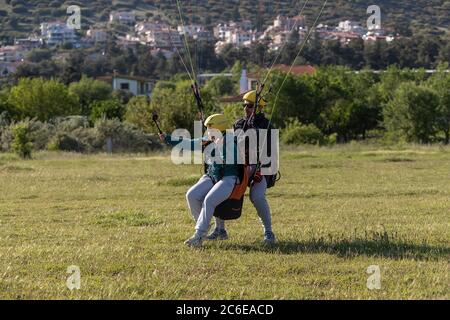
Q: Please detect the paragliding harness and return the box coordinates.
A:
[214,164,250,220]
[192,83,250,221]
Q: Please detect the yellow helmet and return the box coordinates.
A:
[204,114,229,132]
[243,90,267,108]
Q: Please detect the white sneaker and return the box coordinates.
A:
[184,233,205,248]
[206,228,229,241]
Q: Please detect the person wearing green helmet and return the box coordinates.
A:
[159,114,239,248]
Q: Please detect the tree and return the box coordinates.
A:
[426,64,450,144]
[205,75,235,97]
[150,79,216,133]
[8,78,80,121]
[60,50,85,85]
[281,30,300,65]
[69,76,112,116]
[11,123,33,159]
[384,82,440,143]
[90,99,125,123]
[124,96,153,132]
[438,38,450,64]
[0,90,15,120]
[27,49,53,63]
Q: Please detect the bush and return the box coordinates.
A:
[94,117,162,153]
[27,49,53,63]
[89,99,125,123]
[282,119,326,145]
[47,133,85,152]
[69,76,112,115]
[8,78,80,121]
[11,123,33,158]
[383,82,440,143]
[124,96,152,132]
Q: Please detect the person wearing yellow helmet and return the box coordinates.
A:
[243,89,267,110]
[208,91,276,244]
[159,114,239,247]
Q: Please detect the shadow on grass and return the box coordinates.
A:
[221,237,450,261]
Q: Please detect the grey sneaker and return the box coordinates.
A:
[264,231,276,244]
[184,233,205,248]
[207,228,229,241]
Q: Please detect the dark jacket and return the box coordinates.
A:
[233,113,272,166]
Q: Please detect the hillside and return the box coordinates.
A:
[0,0,449,41]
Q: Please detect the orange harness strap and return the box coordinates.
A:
[228,166,250,200]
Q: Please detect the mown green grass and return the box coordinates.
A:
[0,145,449,300]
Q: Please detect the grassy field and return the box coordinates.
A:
[0,145,449,300]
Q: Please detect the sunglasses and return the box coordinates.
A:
[244,104,255,109]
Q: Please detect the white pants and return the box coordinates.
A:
[186,175,237,237]
[215,166,272,234]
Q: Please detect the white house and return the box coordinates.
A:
[97,74,154,97]
[86,28,108,43]
[337,20,366,36]
[40,22,79,47]
[109,11,135,25]
[14,37,41,50]
[145,29,183,49]
[177,24,203,37]
[135,22,167,36]
[0,45,29,62]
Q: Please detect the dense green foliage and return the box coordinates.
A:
[89,99,125,122]
[69,76,113,116]
[7,78,80,121]
[1,116,161,153]
[260,64,450,144]
[11,123,32,158]
[1,64,450,150]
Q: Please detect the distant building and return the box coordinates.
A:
[135,22,167,36]
[178,25,214,42]
[214,21,253,40]
[86,28,108,43]
[363,29,393,42]
[226,29,257,46]
[214,23,231,40]
[97,73,155,97]
[14,37,41,50]
[337,20,366,35]
[178,24,203,37]
[40,22,79,47]
[194,30,215,42]
[116,35,140,51]
[150,48,175,60]
[0,45,30,62]
[329,31,361,44]
[109,11,136,25]
[261,15,308,50]
[144,29,183,49]
[273,15,307,31]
